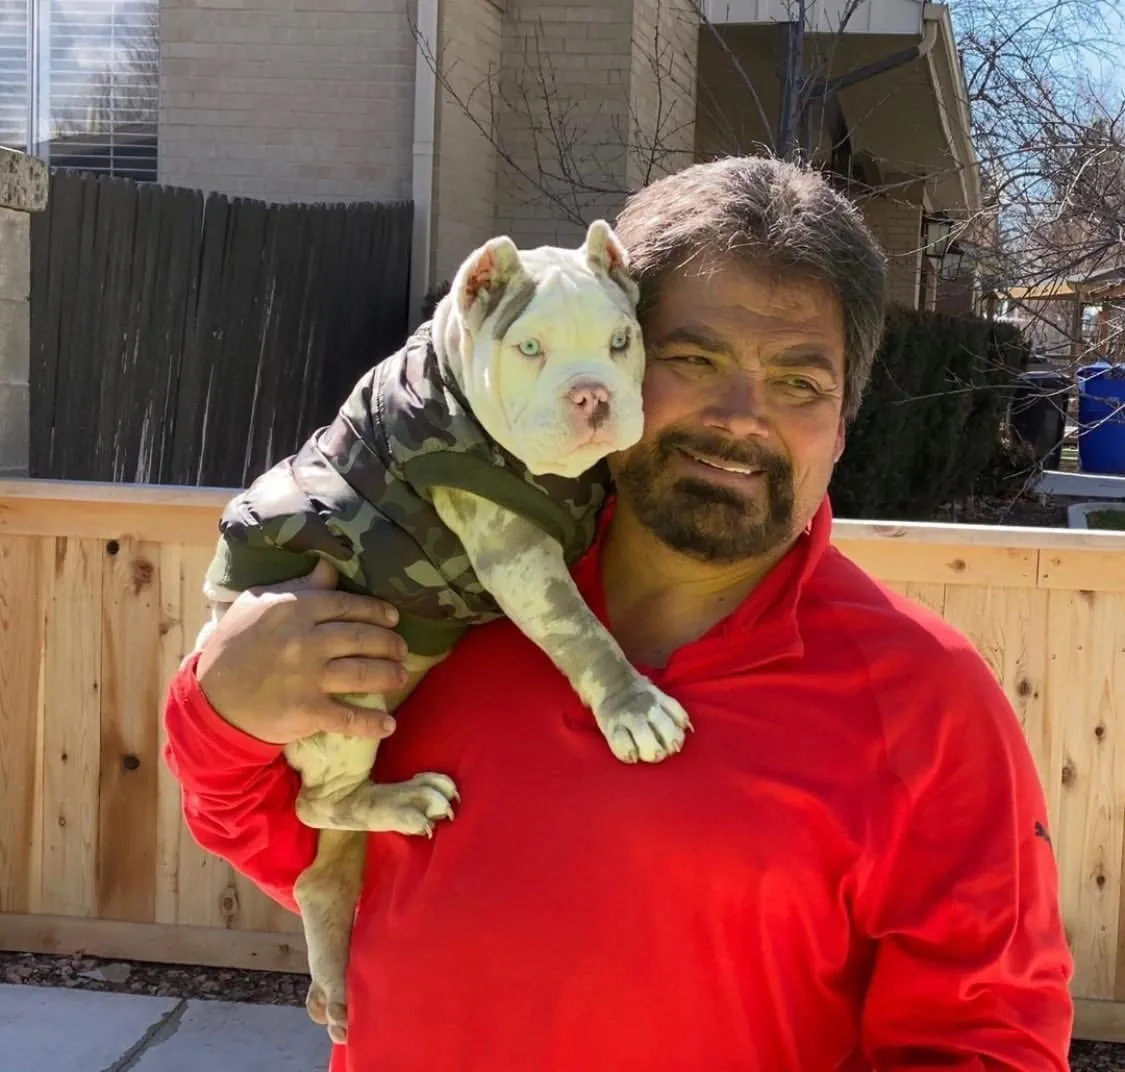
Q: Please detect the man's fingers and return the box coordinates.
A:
[314,619,409,663]
[320,656,408,696]
[315,699,397,739]
[302,589,402,629]
[296,557,339,590]
[251,557,339,596]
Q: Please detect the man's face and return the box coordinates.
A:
[608,259,848,564]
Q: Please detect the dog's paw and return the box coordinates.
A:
[306,981,349,1045]
[366,772,459,837]
[593,679,693,763]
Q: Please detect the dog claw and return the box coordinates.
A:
[595,679,692,764]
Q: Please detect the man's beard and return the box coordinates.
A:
[613,427,796,563]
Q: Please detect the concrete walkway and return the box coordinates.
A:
[0,984,330,1071]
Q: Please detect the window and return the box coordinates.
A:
[0,0,158,181]
[0,0,31,154]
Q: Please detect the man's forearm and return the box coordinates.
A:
[162,653,317,914]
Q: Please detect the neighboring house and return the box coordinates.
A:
[989,266,1125,365]
[1,0,980,322]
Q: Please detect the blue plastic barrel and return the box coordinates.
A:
[1077,361,1125,474]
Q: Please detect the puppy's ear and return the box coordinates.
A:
[455,235,523,324]
[584,219,639,308]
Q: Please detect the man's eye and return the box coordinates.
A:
[667,354,714,368]
[782,376,820,393]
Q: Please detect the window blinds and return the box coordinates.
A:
[0,0,157,180]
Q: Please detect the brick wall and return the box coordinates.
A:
[859,186,924,309]
[627,0,697,190]
[159,0,417,203]
[492,0,633,248]
[431,0,503,285]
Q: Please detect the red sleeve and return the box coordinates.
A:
[855,643,1074,1070]
[161,652,317,914]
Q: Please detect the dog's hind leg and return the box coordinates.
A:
[289,651,454,1043]
[295,829,366,1045]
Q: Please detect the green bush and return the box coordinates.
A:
[829,304,1031,520]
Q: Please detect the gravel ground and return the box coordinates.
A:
[0,950,306,1007]
[3,951,1124,1068]
[1073,1041,1125,1070]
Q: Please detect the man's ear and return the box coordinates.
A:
[584,219,639,308]
[454,235,523,326]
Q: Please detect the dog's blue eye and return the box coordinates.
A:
[518,338,542,357]
[610,328,630,351]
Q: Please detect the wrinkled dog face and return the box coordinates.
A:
[442,220,646,479]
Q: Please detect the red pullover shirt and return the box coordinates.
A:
[163,497,1074,1071]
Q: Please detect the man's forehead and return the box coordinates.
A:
[646,265,845,364]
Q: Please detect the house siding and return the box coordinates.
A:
[693,27,780,161]
[158,0,416,203]
[859,188,924,309]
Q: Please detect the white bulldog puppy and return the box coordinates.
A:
[195,220,692,1044]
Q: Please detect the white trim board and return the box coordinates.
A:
[1036,469,1125,500]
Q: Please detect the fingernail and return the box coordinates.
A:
[385,605,399,625]
[381,717,396,735]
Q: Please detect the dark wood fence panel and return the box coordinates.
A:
[28,169,413,487]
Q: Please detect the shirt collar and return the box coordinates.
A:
[571,494,834,680]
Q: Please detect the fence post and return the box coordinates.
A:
[0,149,48,478]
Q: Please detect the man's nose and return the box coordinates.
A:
[702,375,770,438]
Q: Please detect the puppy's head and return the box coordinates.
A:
[442,220,645,479]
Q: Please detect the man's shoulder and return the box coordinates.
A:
[806,544,1010,719]
[811,543,976,653]
[805,546,1033,788]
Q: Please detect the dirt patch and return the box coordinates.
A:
[0,950,305,1007]
[1071,1040,1125,1070]
[927,492,1070,529]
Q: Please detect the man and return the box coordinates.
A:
[163,155,1074,1070]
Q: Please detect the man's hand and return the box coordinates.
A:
[195,558,408,745]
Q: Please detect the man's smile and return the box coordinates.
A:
[677,447,766,482]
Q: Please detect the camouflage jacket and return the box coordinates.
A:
[205,321,611,657]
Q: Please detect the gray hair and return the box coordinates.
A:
[613,155,887,422]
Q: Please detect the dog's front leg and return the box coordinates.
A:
[431,486,691,763]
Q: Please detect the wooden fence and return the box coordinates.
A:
[1,478,1125,1041]
[28,170,414,487]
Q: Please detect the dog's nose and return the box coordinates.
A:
[567,381,610,417]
